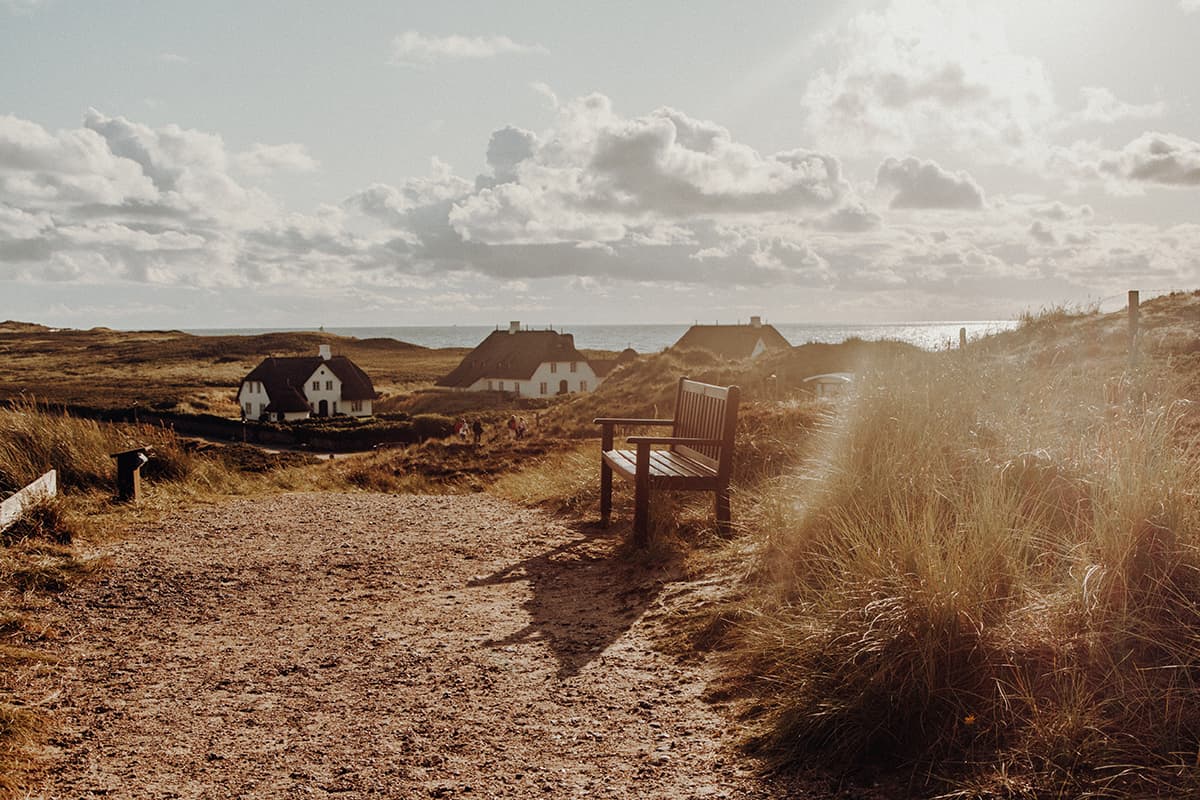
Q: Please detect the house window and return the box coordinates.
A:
[514,383,520,396]
[550,362,557,373]
[487,380,493,390]
[259,403,266,416]
[312,380,320,390]
[243,402,252,416]
[498,381,504,391]
[325,380,333,390]
[570,361,577,373]
[580,381,588,392]
[539,382,547,395]
[351,400,362,412]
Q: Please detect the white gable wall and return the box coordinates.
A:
[303,364,343,415]
[237,381,272,419]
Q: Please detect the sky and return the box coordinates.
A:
[1,0,1198,329]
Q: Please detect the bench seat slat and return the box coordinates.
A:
[602,448,718,485]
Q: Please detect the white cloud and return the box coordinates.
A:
[235,143,319,176]
[1182,0,1200,13]
[3,100,1198,318]
[0,114,158,204]
[876,156,985,209]
[801,0,1056,161]
[1073,87,1165,125]
[448,94,848,246]
[1056,131,1200,188]
[157,52,191,65]
[389,31,547,67]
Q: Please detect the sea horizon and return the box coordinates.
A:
[184,320,1019,353]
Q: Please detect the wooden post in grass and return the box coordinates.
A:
[1128,290,1140,367]
[959,327,967,352]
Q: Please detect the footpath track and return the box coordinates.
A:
[30,493,787,799]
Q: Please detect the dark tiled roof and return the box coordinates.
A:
[671,324,792,360]
[242,355,377,412]
[436,330,588,388]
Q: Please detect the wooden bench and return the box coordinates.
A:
[595,378,741,544]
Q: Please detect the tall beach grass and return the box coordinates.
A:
[732,346,1200,796]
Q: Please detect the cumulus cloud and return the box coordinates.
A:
[0,114,158,204]
[876,156,985,209]
[1101,132,1200,186]
[1057,132,1200,188]
[801,0,1056,160]
[344,158,472,226]
[4,98,1198,318]
[815,202,883,232]
[1030,201,1093,221]
[389,31,547,67]
[235,142,319,176]
[1074,87,1165,124]
[448,94,848,247]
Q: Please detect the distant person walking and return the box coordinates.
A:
[471,418,483,445]
[507,415,519,439]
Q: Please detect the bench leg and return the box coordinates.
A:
[600,460,613,526]
[715,487,732,536]
[633,478,650,547]
[634,442,651,547]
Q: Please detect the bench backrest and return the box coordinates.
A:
[672,378,740,473]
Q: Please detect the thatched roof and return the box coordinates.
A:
[671,323,791,360]
[436,329,589,388]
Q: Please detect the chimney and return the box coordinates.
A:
[750,316,762,328]
[319,344,332,360]
[508,321,520,335]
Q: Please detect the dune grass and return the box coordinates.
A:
[725,343,1200,796]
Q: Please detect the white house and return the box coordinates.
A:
[436,322,633,395]
[670,316,792,360]
[237,344,377,421]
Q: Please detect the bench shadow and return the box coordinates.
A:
[467,522,679,678]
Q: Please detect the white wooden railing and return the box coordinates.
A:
[0,470,58,533]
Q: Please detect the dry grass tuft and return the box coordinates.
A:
[723,337,1200,795]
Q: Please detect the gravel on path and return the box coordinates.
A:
[28,493,791,799]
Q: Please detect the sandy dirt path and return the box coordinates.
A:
[30,493,789,799]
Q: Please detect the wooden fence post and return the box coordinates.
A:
[1128,290,1140,367]
[959,327,967,352]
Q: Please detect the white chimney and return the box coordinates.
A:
[508,321,520,334]
[750,315,762,328]
[319,344,332,360]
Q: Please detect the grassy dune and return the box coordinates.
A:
[710,294,1200,797]
[5,294,1200,796]
[0,326,465,416]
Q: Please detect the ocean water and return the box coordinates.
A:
[186,321,1017,352]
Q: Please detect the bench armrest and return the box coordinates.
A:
[596,417,674,450]
[626,436,724,447]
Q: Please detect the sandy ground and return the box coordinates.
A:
[27,493,802,799]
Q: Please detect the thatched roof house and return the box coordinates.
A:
[671,316,791,360]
